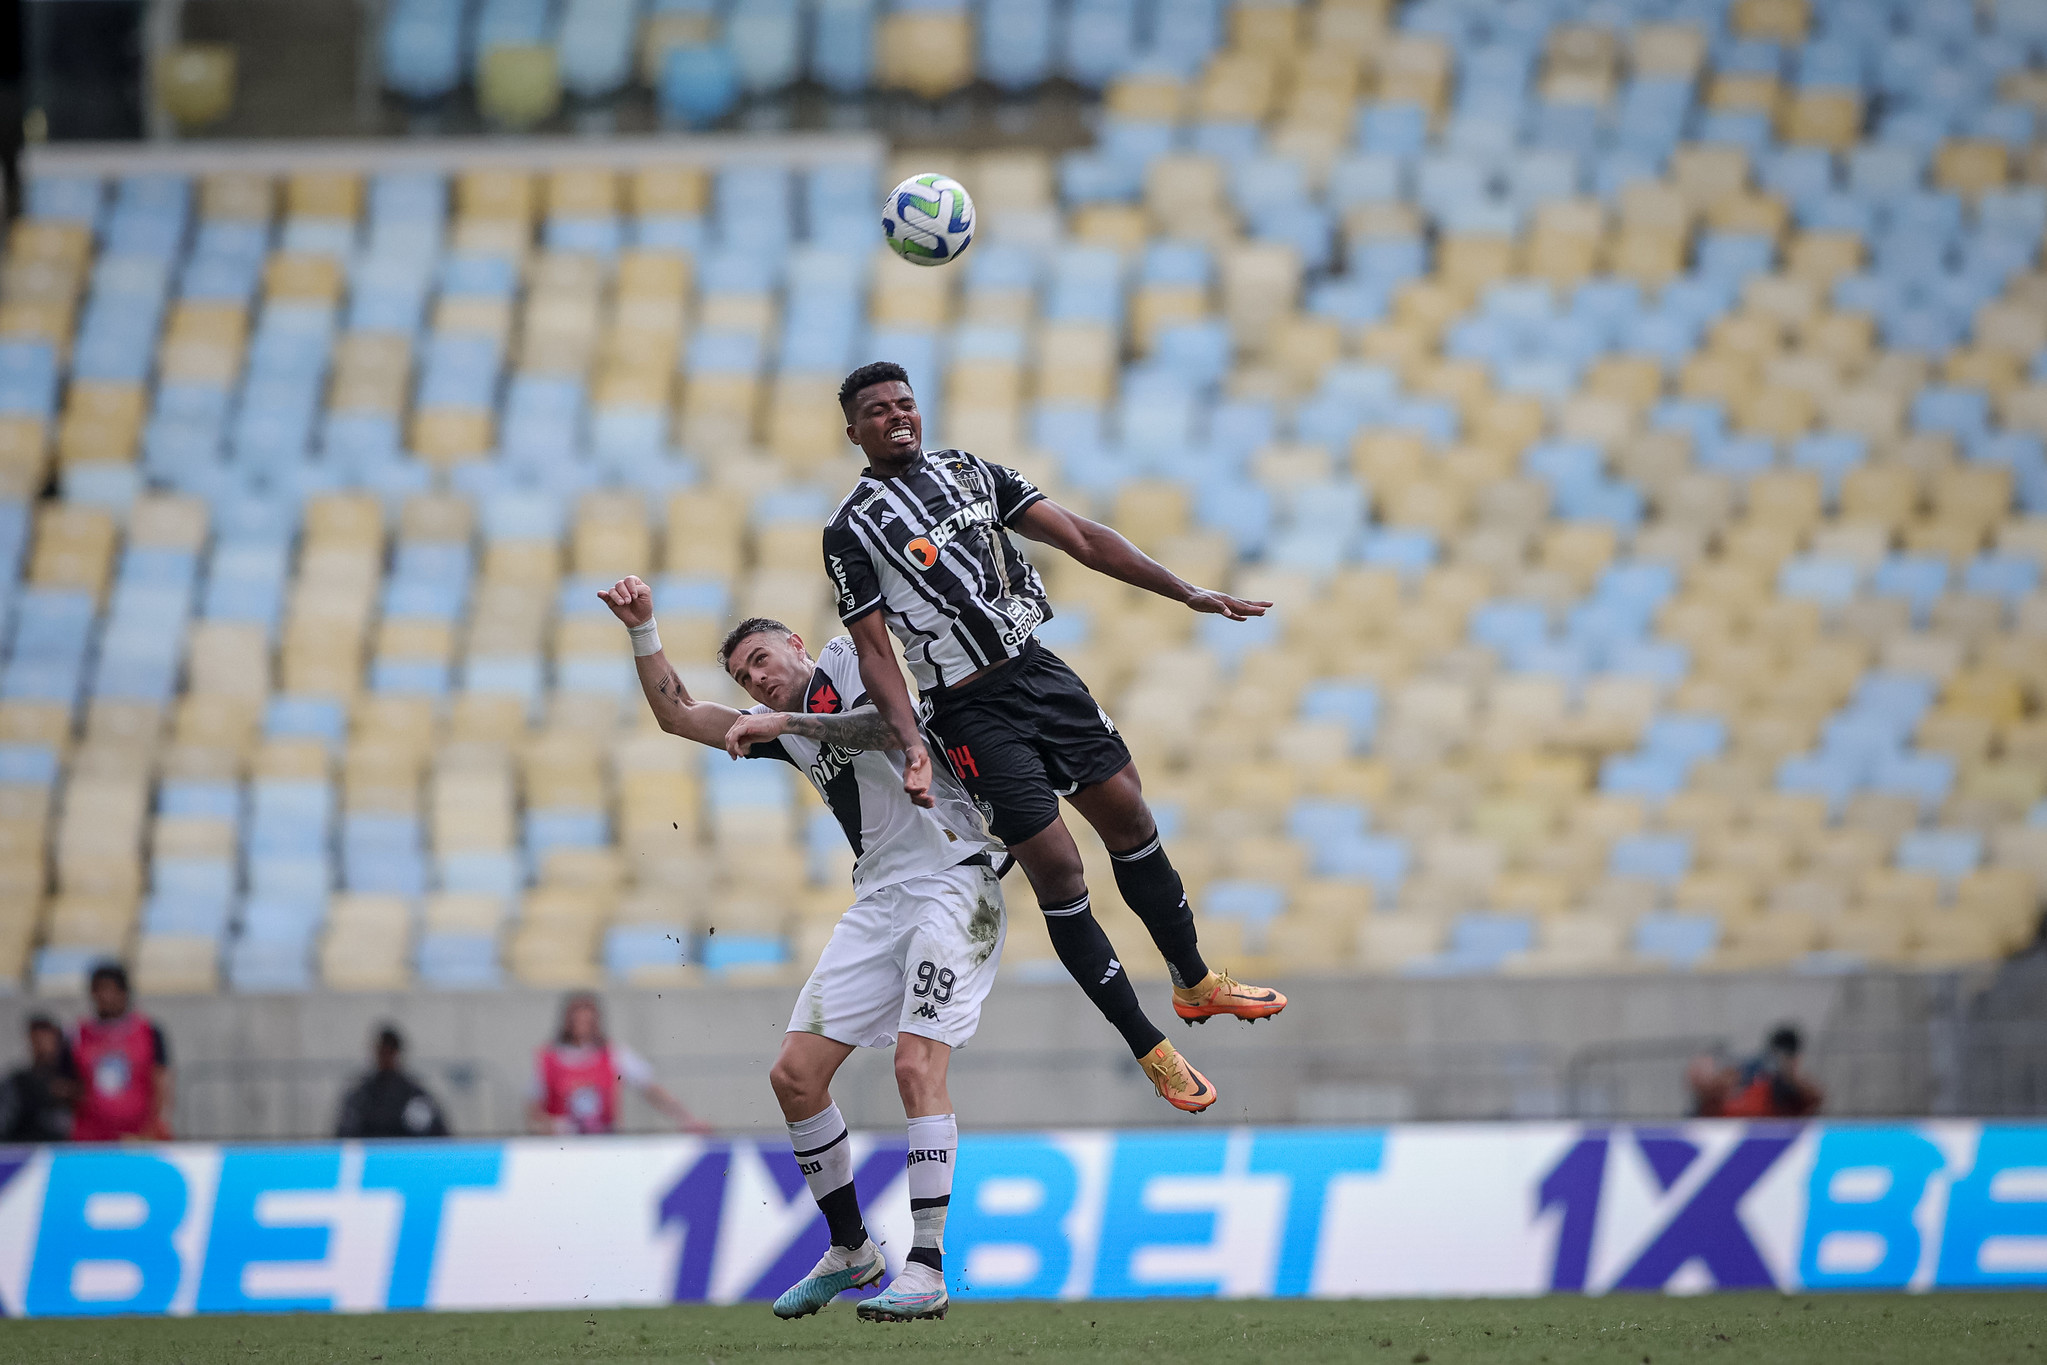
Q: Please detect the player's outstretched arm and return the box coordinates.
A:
[846,611,936,808]
[599,576,747,749]
[1012,499,1272,621]
[722,705,902,759]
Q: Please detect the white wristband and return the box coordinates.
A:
[628,618,662,657]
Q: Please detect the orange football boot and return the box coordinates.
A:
[1139,1039,1217,1113]
[1173,968,1288,1024]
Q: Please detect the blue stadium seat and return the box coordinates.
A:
[1601,752,1689,802]
[439,851,523,898]
[228,936,314,993]
[1963,554,2039,604]
[1870,750,1954,815]
[144,889,234,940]
[1287,800,1368,849]
[605,925,690,980]
[1633,913,1719,970]
[1896,829,1983,884]
[1298,682,1380,751]
[418,933,504,988]
[1609,834,1693,886]
[1407,914,1534,976]
[1779,555,1863,609]
[660,43,741,128]
[1872,554,1950,623]
[1203,881,1286,927]
[702,934,788,974]
[1316,835,1408,901]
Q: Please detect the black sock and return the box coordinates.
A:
[1042,893,1168,1059]
[1109,834,1208,989]
[817,1182,867,1250]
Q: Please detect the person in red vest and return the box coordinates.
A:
[1688,1024,1824,1119]
[525,992,708,1136]
[70,963,173,1141]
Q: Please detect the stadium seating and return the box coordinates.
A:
[6,0,2047,995]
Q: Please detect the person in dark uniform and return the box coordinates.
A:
[335,1025,451,1139]
[0,1014,75,1141]
[823,361,1287,1115]
[0,0,23,218]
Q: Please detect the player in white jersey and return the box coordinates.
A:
[602,575,1001,1323]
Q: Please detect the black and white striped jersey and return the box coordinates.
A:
[822,449,1052,694]
[744,635,995,894]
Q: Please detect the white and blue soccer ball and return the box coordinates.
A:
[882,172,975,267]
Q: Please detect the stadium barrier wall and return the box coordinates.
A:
[0,1121,2041,1316]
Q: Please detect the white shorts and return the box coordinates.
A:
[787,857,1007,1051]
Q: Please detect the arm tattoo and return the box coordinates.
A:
[780,708,902,751]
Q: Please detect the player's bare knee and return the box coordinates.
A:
[1014,844,1087,906]
[894,1049,943,1108]
[768,1056,821,1112]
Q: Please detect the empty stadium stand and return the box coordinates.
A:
[4,0,2047,1001]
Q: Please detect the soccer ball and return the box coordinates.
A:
[882,172,975,267]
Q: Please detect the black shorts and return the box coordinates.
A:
[924,640,1131,846]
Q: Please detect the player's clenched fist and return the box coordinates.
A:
[722,710,787,760]
[599,575,654,627]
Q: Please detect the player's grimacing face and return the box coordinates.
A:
[725,631,811,712]
[847,381,921,462]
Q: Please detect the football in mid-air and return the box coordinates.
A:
[882,172,975,267]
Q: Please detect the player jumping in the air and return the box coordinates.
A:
[602,576,1006,1322]
[822,361,1285,1115]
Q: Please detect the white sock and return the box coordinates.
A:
[904,1112,957,1274]
[788,1103,867,1249]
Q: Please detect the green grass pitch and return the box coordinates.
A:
[2,1295,2042,1364]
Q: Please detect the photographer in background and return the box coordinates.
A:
[0,1014,75,1141]
[1688,1024,1825,1119]
[336,1025,451,1140]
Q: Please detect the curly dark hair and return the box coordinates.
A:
[838,360,912,415]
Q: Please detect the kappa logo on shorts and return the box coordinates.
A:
[912,1002,940,1020]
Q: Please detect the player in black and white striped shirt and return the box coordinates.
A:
[823,361,1288,1115]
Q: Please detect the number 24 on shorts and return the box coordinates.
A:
[912,961,955,1004]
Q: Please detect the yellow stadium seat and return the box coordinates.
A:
[134,935,220,995]
[1356,912,1443,972]
[200,172,273,222]
[1106,72,1186,122]
[1936,139,2010,198]
[876,12,972,98]
[285,171,360,220]
[1779,89,1860,148]
[45,893,140,950]
[1220,243,1302,352]
[1607,227,1687,288]
[1376,36,1452,112]
[29,503,116,597]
